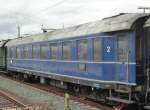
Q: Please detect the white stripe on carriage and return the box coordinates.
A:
[8,58,136,64]
[8,67,136,86]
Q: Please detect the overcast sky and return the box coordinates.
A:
[0,0,150,40]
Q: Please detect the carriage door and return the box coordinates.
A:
[102,37,116,61]
[102,36,116,81]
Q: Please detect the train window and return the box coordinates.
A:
[32,45,38,59]
[50,43,57,60]
[117,37,127,62]
[23,46,29,59]
[40,44,48,59]
[62,42,70,60]
[93,38,101,61]
[13,47,17,58]
[16,47,21,59]
[77,39,88,61]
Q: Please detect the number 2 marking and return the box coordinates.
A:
[106,46,111,53]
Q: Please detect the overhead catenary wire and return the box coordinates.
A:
[29,0,68,18]
[24,0,69,30]
[11,0,68,37]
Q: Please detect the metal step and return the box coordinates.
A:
[106,97,134,104]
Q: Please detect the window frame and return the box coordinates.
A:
[12,47,17,58]
[40,44,49,59]
[62,41,71,60]
[77,39,88,61]
[117,36,127,62]
[93,37,101,61]
[50,43,58,60]
[23,46,29,59]
[16,47,20,59]
[32,45,38,59]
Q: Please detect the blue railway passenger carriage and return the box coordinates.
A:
[5,13,150,104]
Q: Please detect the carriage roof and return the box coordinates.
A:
[6,13,150,46]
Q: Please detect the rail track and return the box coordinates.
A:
[0,89,26,109]
[0,90,47,110]
[0,71,113,110]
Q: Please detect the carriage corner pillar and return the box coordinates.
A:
[40,76,46,84]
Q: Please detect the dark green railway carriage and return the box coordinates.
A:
[0,40,8,69]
